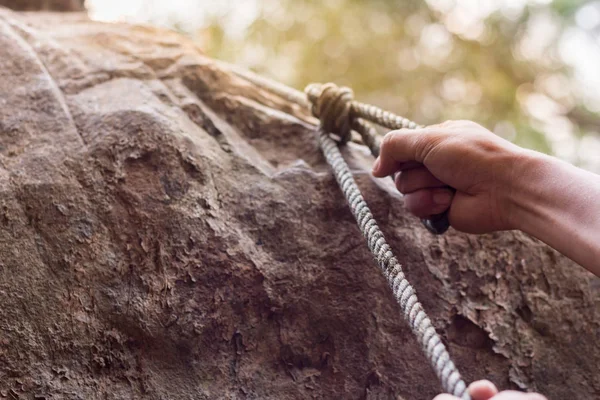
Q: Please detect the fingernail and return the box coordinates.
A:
[372,158,381,174]
[433,191,453,206]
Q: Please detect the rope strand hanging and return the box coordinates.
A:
[310,84,469,399]
[229,67,470,399]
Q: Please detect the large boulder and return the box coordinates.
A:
[0,8,598,400]
[0,0,83,11]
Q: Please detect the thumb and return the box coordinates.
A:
[372,128,444,177]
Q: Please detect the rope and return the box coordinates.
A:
[306,82,354,143]
[229,69,470,398]
[318,128,468,398]
[226,62,309,106]
[306,83,421,149]
[306,83,451,235]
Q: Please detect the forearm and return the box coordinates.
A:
[508,150,600,275]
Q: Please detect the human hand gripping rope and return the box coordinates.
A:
[305,83,452,234]
[228,67,470,398]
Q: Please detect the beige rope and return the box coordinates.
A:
[306,83,354,143]
[229,69,468,398]
[305,82,421,153]
[310,84,469,399]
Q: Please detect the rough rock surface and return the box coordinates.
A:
[0,8,598,400]
[0,0,83,11]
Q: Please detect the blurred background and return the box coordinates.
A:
[83,0,600,172]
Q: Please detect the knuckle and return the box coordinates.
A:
[381,131,398,149]
[381,130,401,151]
[414,133,444,163]
[412,135,429,160]
[453,119,476,128]
[436,119,479,133]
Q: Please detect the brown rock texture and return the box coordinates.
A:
[0,0,83,11]
[0,7,598,400]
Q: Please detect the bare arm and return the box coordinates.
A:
[372,120,600,276]
[372,120,598,400]
[508,150,600,275]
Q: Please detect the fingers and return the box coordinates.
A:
[403,188,454,218]
[432,395,459,400]
[433,392,546,400]
[492,392,547,400]
[372,128,446,177]
[433,379,545,400]
[392,162,453,221]
[469,380,499,400]
[395,166,445,194]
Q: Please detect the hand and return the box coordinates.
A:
[433,380,547,400]
[372,120,526,234]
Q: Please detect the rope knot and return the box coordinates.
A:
[305,83,354,143]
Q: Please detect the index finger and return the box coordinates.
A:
[372,128,443,177]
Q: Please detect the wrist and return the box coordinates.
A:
[503,149,600,272]
[502,149,554,232]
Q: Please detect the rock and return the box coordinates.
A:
[0,7,598,400]
[0,0,83,11]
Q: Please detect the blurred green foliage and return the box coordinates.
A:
[193,0,600,169]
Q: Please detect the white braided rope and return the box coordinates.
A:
[318,127,469,399]
[228,67,470,398]
[351,101,422,130]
